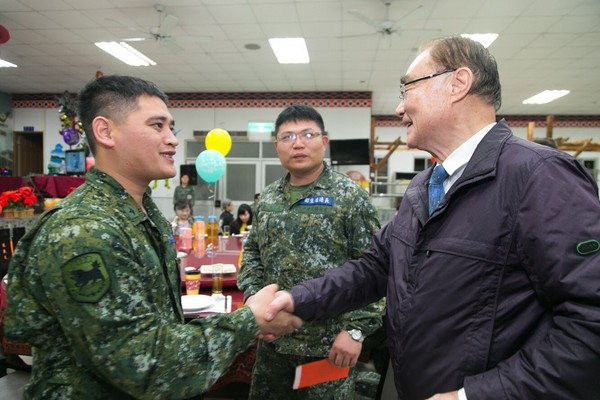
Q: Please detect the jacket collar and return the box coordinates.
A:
[453,119,512,188]
[276,161,333,191]
[80,167,158,225]
[406,119,513,222]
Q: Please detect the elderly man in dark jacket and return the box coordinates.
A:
[264,36,600,400]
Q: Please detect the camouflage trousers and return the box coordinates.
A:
[248,341,356,400]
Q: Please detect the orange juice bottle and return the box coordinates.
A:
[193,216,205,257]
[206,215,219,253]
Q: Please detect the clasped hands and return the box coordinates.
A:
[247,286,361,367]
[245,284,299,338]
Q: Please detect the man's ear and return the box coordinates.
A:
[451,67,473,102]
[92,116,115,148]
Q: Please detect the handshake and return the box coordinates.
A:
[245,284,299,340]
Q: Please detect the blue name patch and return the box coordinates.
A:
[299,196,334,206]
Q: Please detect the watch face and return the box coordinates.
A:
[349,329,363,342]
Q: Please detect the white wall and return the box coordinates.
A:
[12,105,600,218]
[13,106,372,218]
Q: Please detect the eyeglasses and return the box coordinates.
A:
[276,131,322,144]
[399,68,456,102]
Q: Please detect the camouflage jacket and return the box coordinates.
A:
[173,185,195,207]
[4,167,258,400]
[238,162,384,356]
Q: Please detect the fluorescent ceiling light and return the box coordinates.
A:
[94,41,156,67]
[523,90,570,104]
[268,38,310,64]
[0,58,17,68]
[461,33,498,48]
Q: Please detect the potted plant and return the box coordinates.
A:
[0,186,37,218]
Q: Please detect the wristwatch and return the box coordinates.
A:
[347,329,365,343]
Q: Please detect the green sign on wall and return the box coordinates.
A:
[247,122,274,132]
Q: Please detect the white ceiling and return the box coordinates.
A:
[0,0,599,116]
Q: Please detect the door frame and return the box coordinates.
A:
[13,131,44,176]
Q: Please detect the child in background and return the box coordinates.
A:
[172,199,194,231]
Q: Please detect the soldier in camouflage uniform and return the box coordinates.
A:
[3,75,301,400]
[238,104,384,399]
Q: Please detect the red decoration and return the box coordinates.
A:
[0,187,38,209]
[0,25,10,45]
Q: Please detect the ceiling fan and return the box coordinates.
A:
[344,0,432,39]
[115,4,185,52]
[147,4,184,52]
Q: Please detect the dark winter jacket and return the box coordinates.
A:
[291,120,600,399]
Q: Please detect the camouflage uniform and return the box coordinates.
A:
[173,185,195,208]
[4,168,258,400]
[238,162,384,399]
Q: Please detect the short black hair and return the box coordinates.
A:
[174,199,191,211]
[275,104,325,135]
[78,75,168,154]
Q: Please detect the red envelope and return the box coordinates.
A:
[293,358,350,390]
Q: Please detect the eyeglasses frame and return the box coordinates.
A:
[275,131,323,144]
[399,68,457,102]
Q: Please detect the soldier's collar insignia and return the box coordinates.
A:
[576,240,600,255]
[62,253,110,303]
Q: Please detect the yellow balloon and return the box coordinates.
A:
[205,128,232,156]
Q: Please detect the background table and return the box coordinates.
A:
[179,237,255,392]
[0,177,25,193]
[179,236,243,289]
[30,175,85,198]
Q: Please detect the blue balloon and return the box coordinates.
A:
[196,149,226,183]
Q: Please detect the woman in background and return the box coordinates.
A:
[173,174,195,209]
[230,203,253,235]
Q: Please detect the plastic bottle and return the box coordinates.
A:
[206,215,219,253]
[48,144,66,175]
[193,216,205,257]
[171,221,179,247]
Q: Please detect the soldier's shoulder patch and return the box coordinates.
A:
[62,252,110,303]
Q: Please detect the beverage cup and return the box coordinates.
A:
[211,264,223,295]
[178,252,188,282]
[184,267,201,295]
[180,227,193,251]
[223,225,230,237]
[218,236,227,252]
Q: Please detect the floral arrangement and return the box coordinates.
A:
[0,186,37,212]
